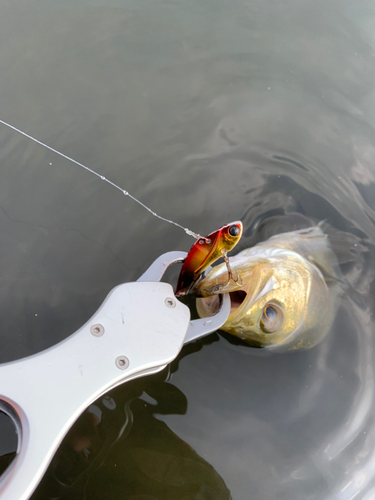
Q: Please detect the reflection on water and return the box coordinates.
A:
[32,352,231,500]
[0,0,375,498]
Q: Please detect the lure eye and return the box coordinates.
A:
[229,225,241,237]
[260,304,283,333]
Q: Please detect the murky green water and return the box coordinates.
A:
[0,0,375,498]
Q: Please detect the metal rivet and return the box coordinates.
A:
[165,297,176,308]
[90,324,104,336]
[115,356,129,370]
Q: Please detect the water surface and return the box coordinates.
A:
[0,0,375,498]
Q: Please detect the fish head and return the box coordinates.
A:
[175,221,243,296]
[195,250,333,351]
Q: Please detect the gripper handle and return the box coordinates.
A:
[0,281,190,500]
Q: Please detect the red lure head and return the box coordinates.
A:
[175,221,243,296]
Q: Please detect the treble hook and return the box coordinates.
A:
[221,249,243,286]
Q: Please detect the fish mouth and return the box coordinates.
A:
[196,289,247,318]
[195,262,275,321]
[229,290,247,312]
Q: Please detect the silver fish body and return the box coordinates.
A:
[195,226,340,351]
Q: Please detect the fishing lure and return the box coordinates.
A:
[175,221,243,297]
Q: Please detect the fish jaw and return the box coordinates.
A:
[195,248,333,351]
[175,221,243,296]
[195,258,279,332]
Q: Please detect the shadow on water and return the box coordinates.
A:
[26,337,232,500]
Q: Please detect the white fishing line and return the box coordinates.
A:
[0,119,201,239]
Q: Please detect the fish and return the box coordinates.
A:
[195,226,340,351]
[175,221,243,297]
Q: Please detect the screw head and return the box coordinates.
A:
[115,356,129,370]
[165,297,176,308]
[90,324,104,336]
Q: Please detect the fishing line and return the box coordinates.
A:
[0,119,201,240]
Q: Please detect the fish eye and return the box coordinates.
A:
[229,225,240,237]
[260,304,283,333]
